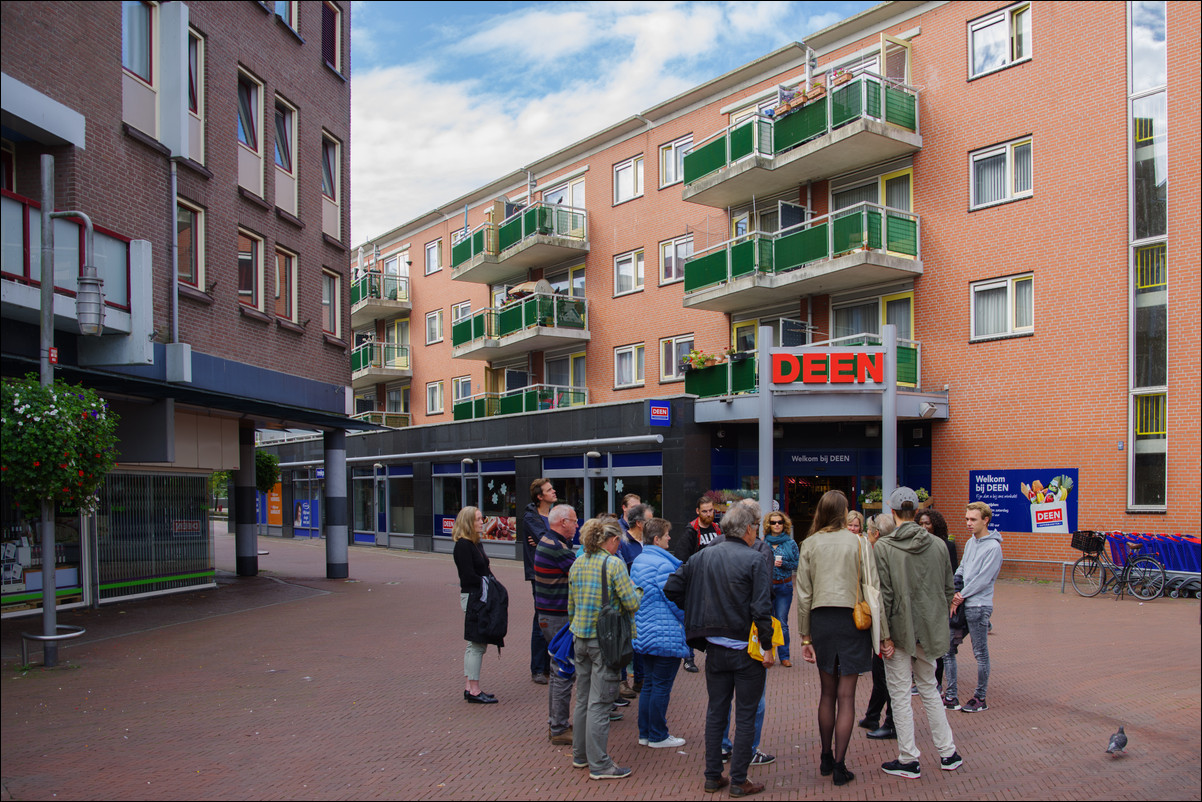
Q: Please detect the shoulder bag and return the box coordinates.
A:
[855,535,883,651]
[597,557,634,670]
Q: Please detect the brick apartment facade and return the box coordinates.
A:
[1,0,358,613]
[271,1,1198,580]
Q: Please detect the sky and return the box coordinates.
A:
[348,1,876,244]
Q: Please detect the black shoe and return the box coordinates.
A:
[881,759,920,779]
[464,690,496,701]
[867,726,897,740]
[532,673,549,685]
[819,752,835,776]
[749,750,775,766]
[857,717,879,730]
[613,697,630,707]
[684,658,700,673]
[465,691,497,704]
[940,751,963,771]
[833,761,855,786]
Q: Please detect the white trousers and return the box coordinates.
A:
[883,642,956,764]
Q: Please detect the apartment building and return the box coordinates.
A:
[267,1,1197,579]
[1,0,358,615]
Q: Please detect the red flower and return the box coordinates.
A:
[79,470,85,476]
[33,461,40,467]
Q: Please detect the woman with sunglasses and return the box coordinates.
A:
[763,512,799,667]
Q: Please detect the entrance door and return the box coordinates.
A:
[783,475,857,534]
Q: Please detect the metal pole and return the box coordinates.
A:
[758,325,774,512]
[882,324,898,511]
[38,155,59,666]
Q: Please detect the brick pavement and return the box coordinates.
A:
[1,531,1198,801]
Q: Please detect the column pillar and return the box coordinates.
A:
[324,429,348,579]
[234,423,258,576]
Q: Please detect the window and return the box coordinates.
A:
[321,270,340,335]
[614,249,644,296]
[1,140,15,192]
[187,30,205,163]
[971,273,1033,340]
[321,135,337,198]
[451,301,472,324]
[542,176,585,209]
[425,309,444,344]
[452,376,473,403]
[176,201,203,287]
[321,133,341,238]
[122,1,153,83]
[659,135,693,188]
[237,229,262,309]
[237,70,264,195]
[831,292,913,341]
[970,137,1032,208]
[613,155,644,204]
[614,344,645,388]
[548,265,586,298]
[426,381,444,415]
[659,235,693,284]
[274,98,297,216]
[425,239,442,275]
[274,248,296,321]
[275,0,298,29]
[321,1,342,72]
[969,3,1032,78]
[386,385,409,414]
[660,334,694,382]
[733,320,757,353]
[546,353,586,389]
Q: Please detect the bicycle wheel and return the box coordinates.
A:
[1071,555,1103,597]
[1126,556,1166,600]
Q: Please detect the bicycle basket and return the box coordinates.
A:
[1071,530,1105,554]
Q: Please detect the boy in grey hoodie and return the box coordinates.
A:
[943,501,1003,713]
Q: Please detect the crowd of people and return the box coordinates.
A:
[451,478,1004,793]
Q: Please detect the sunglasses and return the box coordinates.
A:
[769,520,785,526]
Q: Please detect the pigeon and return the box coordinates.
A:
[1106,725,1127,755]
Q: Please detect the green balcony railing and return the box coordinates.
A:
[351,342,411,374]
[351,272,409,306]
[451,202,587,269]
[684,202,919,294]
[452,294,588,348]
[453,384,588,421]
[683,72,919,185]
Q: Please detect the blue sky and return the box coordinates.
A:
[348,1,876,242]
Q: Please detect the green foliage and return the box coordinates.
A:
[1,374,119,513]
[255,451,280,495]
[209,470,231,496]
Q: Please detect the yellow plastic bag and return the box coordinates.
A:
[747,616,784,662]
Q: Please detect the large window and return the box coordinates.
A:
[320,133,341,238]
[274,98,297,216]
[546,352,586,389]
[969,3,1032,78]
[122,1,153,83]
[321,1,343,72]
[660,334,694,382]
[237,229,262,309]
[426,381,444,415]
[659,235,692,285]
[452,375,473,403]
[970,137,1032,209]
[176,201,203,287]
[274,248,296,321]
[321,270,340,335]
[425,239,442,275]
[614,344,645,389]
[237,70,264,194]
[425,309,444,344]
[187,30,205,163]
[451,301,472,325]
[613,155,644,204]
[659,135,692,188]
[971,274,1032,340]
[614,249,644,296]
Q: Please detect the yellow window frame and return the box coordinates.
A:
[732,320,757,353]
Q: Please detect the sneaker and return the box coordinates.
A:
[572,759,589,769]
[648,735,686,749]
[721,747,732,763]
[609,710,624,722]
[940,752,963,771]
[613,697,630,707]
[638,737,649,746]
[684,658,700,673]
[589,765,632,780]
[942,695,961,711]
[961,697,988,713]
[881,759,921,779]
[749,750,776,766]
[532,673,549,685]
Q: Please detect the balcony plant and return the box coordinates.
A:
[830,68,853,86]
[1,374,119,515]
[682,348,722,371]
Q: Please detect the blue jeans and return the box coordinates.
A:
[529,582,549,676]
[771,580,794,660]
[705,645,766,785]
[636,653,681,743]
[945,604,992,700]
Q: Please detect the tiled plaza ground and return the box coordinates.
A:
[2,531,1198,801]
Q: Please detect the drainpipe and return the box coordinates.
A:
[171,158,179,343]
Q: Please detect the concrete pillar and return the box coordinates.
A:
[234,424,258,576]
[324,429,348,579]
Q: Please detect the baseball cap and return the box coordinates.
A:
[888,486,919,510]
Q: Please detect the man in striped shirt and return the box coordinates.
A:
[534,504,578,745]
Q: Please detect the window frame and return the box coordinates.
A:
[186,28,205,163]
[321,1,343,73]
[275,0,298,30]
[970,272,1034,341]
[659,234,693,285]
[545,351,586,390]
[425,309,444,344]
[613,248,645,297]
[425,239,442,275]
[451,301,472,324]
[426,380,445,415]
[659,334,694,383]
[274,97,296,175]
[176,200,204,288]
[321,133,340,201]
[614,343,645,389]
[274,246,297,322]
[237,228,263,310]
[237,70,262,155]
[968,2,1033,79]
[613,154,644,205]
[452,375,473,404]
[122,0,156,86]
[321,269,340,336]
[969,136,1033,209]
[659,134,693,188]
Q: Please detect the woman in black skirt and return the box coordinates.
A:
[796,490,878,786]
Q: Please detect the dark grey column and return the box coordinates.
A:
[234,423,258,576]
[324,429,348,578]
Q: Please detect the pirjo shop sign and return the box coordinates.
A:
[771,348,885,388]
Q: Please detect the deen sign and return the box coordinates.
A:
[772,351,884,386]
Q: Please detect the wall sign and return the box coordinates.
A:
[648,399,671,427]
[771,350,884,387]
[969,469,1078,534]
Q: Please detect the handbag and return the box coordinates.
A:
[853,537,872,630]
[597,558,634,670]
[857,536,883,651]
[747,616,785,662]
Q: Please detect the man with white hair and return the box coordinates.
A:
[534,503,579,745]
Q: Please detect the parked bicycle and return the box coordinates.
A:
[1070,530,1166,600]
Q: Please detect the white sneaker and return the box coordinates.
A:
[638,737,649,746]
[648,735,686,749]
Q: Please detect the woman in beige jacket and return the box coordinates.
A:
[795,490,880,787]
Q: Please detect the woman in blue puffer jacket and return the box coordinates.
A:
[629,517,690,749]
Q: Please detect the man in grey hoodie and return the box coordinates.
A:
[943,501,1003,714]
[874,487,962,779]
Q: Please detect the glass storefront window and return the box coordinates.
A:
[388,476,415,534]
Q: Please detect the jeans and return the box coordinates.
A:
[771,580,794,660]
[572,637,621,773]
[721,686,765,752]
[863,652,893,727]
[637,653,681,743]
[538,613,574,734]
[704,645,766,785]
[944,604,992,700]
[884,643,956,764]
[460,593,486,681]
[529,582,549,676]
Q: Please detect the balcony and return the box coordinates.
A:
[351,410,410,429]
[450,202,588,285]
[682,73,921,209]
[350,342,411,390]
[453,383,587,421]
[451,293,589,362]
[682,202,921,313]
[350,272,410,329]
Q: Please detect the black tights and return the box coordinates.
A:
[817,666,859,763]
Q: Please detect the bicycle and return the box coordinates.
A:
[1069,530,1166,601]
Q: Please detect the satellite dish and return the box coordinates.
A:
[533,279,554,295]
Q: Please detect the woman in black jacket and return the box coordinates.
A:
[454,506,498,704]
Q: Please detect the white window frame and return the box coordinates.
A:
[614,343,645,389]
[659,234,693,285]
[451,301,472,324]
[613,154,644,204]
[237,228,263,310]
[425,309,444,344]
[968,2,1032,79]
[614,249,644,297]
[425,239,442,275]
[274,246,297,322]
[660,334,694,382]
[970,273,1033,341]
[274,97,296,175]
[122,0,156,86]
[426,380,444,415]
[452,375,473,403]
[659,135,693,188]
[321,269,341,336]
[176,199,204,288]
[237,69,264,194]
[970,137,1032,209]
